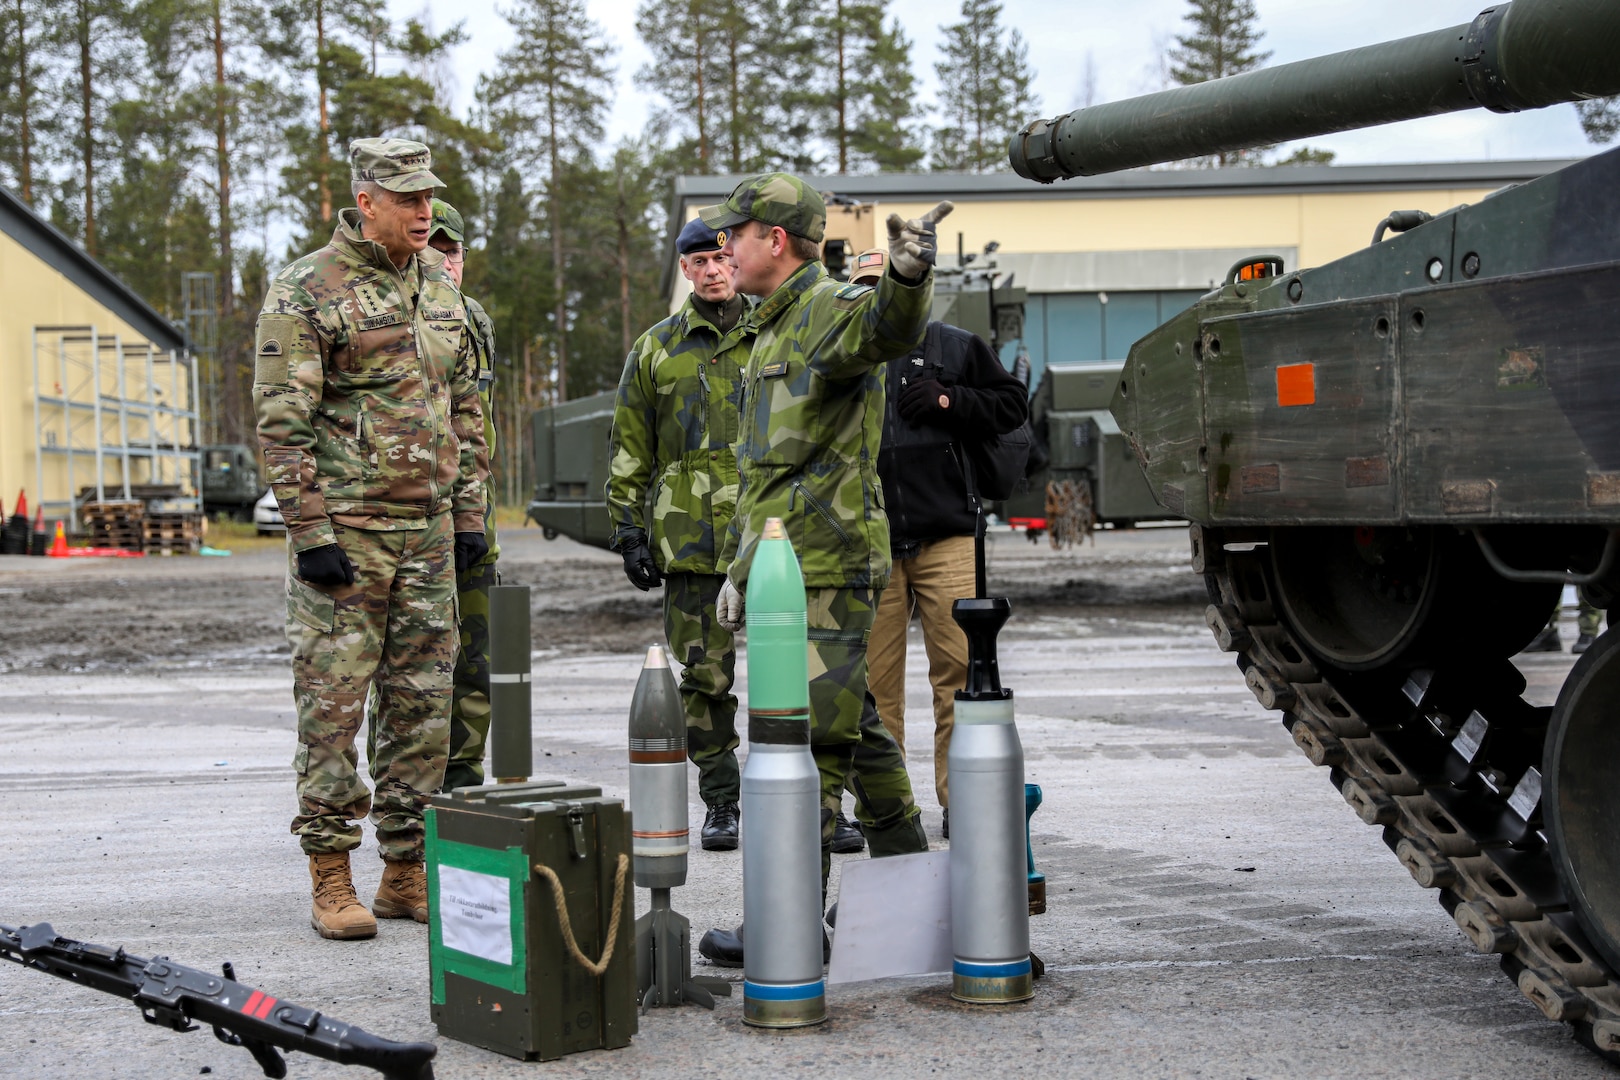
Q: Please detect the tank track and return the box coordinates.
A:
[1193,525,1620,1062]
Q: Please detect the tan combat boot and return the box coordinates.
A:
[373,859,429,923]
[309,852,378,940]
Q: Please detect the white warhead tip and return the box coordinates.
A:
[644,644,668,669]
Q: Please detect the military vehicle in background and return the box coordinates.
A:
[526,196,1178,548]
[1011,0,1620,1058]
[200,443,264,520]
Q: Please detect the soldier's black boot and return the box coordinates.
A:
[1574,632,1596,654]
[942,807,950,839]
[831,810,865,853]
[701,802,739,851]
[697,923,831,968]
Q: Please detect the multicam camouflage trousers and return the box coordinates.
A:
[808,586,928,885]
[663,572,740,807]
[285,515,456,861]
[444,541,499,791]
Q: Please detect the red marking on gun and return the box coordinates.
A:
[241,989,279,1019]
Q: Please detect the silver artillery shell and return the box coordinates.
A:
[740,519,826,1027]
[949,693,1033,1003]
[628,644,689,890]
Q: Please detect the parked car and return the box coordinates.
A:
[253,488,285,535]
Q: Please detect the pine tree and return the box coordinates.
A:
[634,0,723,173]
[931,0,1038,173]
[1577,97,1619,144]
[1168,0,1269,86]
[478,0,612,402]
[0,0,58,206]
[1167,0,1269,166]
[809,0,924,174]
[47,0,134,255]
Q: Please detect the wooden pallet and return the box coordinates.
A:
[142,511,202,555]
[81,501,148,552]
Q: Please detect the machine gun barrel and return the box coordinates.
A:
[1010,0,1620,181]
[0,922,437,1080]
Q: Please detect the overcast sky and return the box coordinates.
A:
[395,0,1598,167]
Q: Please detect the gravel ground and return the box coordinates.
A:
[2,523,1607,1079]
[0,522,1205,673]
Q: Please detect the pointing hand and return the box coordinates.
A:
[885,201,954,280]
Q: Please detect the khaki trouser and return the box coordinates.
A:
[867,534,976,808]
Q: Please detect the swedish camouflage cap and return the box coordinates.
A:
[849,247,888,284]
[430,199,465,244]
[349,137,443,193]
[698,172,826,243]
[676,216,730,255]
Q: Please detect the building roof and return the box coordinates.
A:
[0,185,188,352]
[661,159,1577,298]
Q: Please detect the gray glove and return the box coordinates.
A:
[885,201,954,280]
[717,578,745,633]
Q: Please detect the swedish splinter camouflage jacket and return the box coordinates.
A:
[606,297,754,574]
[253,209,488,553]
[720,260,931,590]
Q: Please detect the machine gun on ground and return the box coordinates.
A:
[1,921,437,1080]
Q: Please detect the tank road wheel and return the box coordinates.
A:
[1546,629,1620,978]
[1198,524,1620,1062]
[1268,525,1557,670]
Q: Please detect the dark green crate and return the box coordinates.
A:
[427,794,637,1060]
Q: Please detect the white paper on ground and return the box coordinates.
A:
[437,864,514,965]
[827,849,951,985]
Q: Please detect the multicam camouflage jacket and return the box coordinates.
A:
[720,260,932,590]
[606,296,754,574]
[253,208,488,553]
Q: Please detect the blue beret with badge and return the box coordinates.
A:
[677,217,728,255]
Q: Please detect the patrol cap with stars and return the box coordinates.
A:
[430,198,465,244]
[349,137,443,193]
[676,216,731,255]
[698,172,826,244]
[849,247,888,285]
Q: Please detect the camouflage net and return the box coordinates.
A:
[1044,479,1094,550]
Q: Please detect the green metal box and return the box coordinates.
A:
[427,792,637,1060]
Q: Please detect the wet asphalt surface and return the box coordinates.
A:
[0,525,1608,1078]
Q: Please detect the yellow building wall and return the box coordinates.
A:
[0,229,193,521]
[879,187,1498,272]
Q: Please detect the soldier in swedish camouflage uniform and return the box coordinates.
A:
[694,173,953,965]
[427,199,501,790]
[607,217,750,850]
[255,138,489,942]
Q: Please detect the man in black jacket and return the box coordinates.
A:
[851,249,1029,837]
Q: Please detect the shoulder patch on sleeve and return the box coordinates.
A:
[259,339,282,355]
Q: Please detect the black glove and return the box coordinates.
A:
[620,535,663,591]
[899,379,953,423]
[296,543,356,586]
[454,531,490,574]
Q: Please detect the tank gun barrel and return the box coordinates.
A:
[1010,0,1620,181]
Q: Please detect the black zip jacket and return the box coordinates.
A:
[878,321,1029,554]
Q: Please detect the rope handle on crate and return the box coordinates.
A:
[532,853,630,977]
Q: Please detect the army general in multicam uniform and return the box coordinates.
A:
[695,173,954,965]
[606,217,751,851]
[254,138,489,942]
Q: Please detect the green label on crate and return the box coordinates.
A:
[427,812,528,1003]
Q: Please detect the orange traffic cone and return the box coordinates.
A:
[48,521,69,557]
[12,489,25,522]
